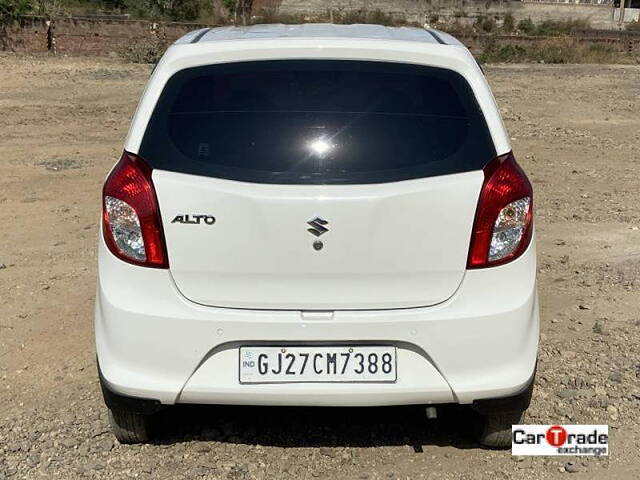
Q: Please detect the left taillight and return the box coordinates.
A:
[467,151,533,268]
[102,152,168,268]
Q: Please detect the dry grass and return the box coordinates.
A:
[250,8,413,27]
[114,9,637,65]
[479,37,634,65]
[516,18,592,36]
[119,37,167,64]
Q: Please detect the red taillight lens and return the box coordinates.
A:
[102,152,168,268]
[467,152,533,268]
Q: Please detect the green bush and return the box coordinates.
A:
[479,40,527,63]
[517,18,535,35]
[502,12,515,33]
[474,15,497,33]
[514,17,591,36]
[0,0,33,25]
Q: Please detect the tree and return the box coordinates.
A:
[123,0,207,21]
[211,0,228,21]
[0,0,33,26]
[223,0,253,25]
[35,0,64,17]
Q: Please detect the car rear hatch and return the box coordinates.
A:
[140,60,496,310]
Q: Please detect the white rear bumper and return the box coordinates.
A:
[95,237,538,407]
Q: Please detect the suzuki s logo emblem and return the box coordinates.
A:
[307,217,328,237]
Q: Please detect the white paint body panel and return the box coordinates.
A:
[155,169,483,309]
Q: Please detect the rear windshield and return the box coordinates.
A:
[140,60,496,184]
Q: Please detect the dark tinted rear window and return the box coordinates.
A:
[140,60,496,184]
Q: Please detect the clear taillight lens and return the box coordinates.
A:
[104,196,146,262]
[488,197,531,262]
[468,152,533,268]
[102,152,168,268]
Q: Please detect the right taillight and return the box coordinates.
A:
[467,152,533,268]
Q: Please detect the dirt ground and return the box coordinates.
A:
[0,54,639,479]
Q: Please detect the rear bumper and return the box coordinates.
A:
[98,360,535,415]
[95,237,539,407]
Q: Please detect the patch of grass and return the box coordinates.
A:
[479,42,528,63]
[478,38,630,65]
[536,18,590,35]
[593,319,606,335]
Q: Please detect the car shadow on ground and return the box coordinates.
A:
[151,404,485,450]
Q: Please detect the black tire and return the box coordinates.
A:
[107,407,154,444]
[475,409,525,448]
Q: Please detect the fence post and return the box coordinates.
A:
[46,19,56,55]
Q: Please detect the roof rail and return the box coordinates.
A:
[425,29,446,45]
[190,27,212,44]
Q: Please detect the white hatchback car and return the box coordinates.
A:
[96,24,538,447]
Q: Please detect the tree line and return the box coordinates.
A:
[0,0,254,24]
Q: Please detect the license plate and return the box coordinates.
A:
[239,346,397,384]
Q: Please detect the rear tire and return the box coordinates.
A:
[108,407,154,444]
[475,409,525,448]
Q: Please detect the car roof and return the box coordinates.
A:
[175,23,464,47]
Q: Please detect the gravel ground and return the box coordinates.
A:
[0,55,639,479]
